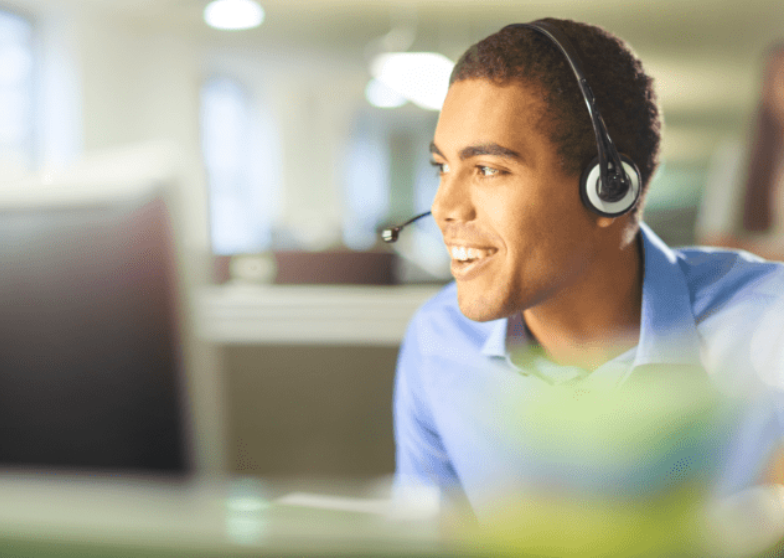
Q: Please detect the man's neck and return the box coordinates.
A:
[522,231,643,371]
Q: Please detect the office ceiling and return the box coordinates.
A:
[19,0,784,62]
[10,0,784,159]
[111,1,781,116]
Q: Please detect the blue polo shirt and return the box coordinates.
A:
[393,223,784,516]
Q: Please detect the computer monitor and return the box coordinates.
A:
[0,143,224,478]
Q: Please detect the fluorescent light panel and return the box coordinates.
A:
[370,52,454,111]
[204,0,265,31]
[365,79,407,109]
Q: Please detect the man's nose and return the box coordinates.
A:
[431,171,476,225]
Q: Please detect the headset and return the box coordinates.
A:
[382,19,642,243]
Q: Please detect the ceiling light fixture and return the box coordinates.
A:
[370,52,454,111]
[365,79,407,109]
[204,0,265,31]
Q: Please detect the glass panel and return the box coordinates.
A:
[342,116,390,251]
[200,77,279,255]
[0,10,33,174]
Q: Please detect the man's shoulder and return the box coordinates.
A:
[671,245,784,322]
[669,246,784,388]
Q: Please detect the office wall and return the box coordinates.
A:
[221,344,399,479]
[29,3,379,256]
[32,5,212,256]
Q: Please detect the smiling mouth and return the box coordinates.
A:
[449,246,498,263]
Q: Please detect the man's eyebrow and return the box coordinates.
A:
[429,141,522,162]
[459,143,522,161]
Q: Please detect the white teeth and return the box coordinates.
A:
[449,246,496,262]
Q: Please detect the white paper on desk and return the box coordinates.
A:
[275,492,391,515]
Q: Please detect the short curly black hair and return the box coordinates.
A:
[450,18,661,222]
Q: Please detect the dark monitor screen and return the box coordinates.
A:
[0,192,192,475]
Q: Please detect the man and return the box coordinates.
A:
[393,17,784,550]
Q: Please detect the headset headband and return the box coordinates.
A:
[503,20,631,201]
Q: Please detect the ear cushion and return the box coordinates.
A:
[580,155,642,217]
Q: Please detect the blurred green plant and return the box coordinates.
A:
[449,364,771,558]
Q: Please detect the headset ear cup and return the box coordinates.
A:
[579,155,642,217]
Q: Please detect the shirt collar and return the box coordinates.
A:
[480,315,508,359]
[634,222,702,367]
[480,223,702,367]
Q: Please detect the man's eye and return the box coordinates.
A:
[430,160,450,175]
[479,166,500,177]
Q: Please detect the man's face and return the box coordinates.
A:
[430,78,607,322]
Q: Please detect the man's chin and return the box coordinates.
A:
[456,291,506,323]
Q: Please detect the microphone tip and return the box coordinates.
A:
[381,228,398,243]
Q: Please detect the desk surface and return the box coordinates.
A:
[4,474,784,557]
[0,474,458,558]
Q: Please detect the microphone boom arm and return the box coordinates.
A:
[381,211,432,243]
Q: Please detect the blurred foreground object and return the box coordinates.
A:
[704,484,784,557]
[0,141,225,477]
[445,365,784,558]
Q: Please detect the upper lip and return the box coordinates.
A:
[443,239,498,250]
[442,233,497,246]
[446,246,497,250]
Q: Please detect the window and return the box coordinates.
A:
[200,76,280,255]
[341,108,449,279]
[342,115,390,250]
[0,10,34,175]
